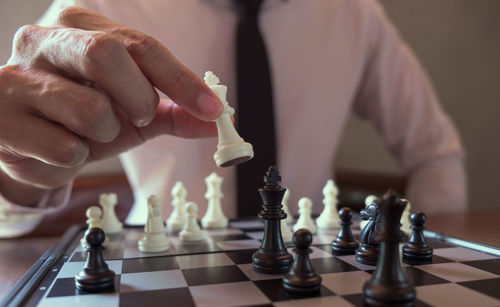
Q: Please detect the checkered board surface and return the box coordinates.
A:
[24,221,500,307]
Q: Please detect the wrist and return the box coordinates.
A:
[0,170,52,207]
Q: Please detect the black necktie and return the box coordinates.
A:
[234,0,277,217]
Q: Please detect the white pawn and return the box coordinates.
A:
[166,182,188,232]
[180,202,207,241]
[401,199,412,236]
[282,189,294,225]
[204,71,254,167]
[281,218,293,243]
[202,172,228,229]
[360,195,379,231]
[316,180,341,229]
[138,195,170,253]
[293,197,317,234]
[81,206,109,248]
[99,193,123,234]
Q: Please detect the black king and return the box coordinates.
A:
[252,166,293,274]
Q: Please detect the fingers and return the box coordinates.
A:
[12,25,159,127]
[0,113,89,168]
[2,67,121,143]
[54,7,223,121]
[87,99,218,161]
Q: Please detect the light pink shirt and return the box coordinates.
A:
[0,0,466,234]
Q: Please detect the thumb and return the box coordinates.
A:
[87,98,218,161]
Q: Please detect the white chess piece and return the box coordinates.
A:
[166,182,188,232]
[99,193,123,234]
[201,173,228,229]
[282,189,294,225]
[401,199,412,236]
[204,71,254,167]
[360,195,378,230]
[81,206,109,248]
[316,180,341,229]
[180,202,207,241]
[281,218,293,243]
[293,197,317,234]
[138,195,170,252]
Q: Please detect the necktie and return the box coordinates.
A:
[234,0,277,217]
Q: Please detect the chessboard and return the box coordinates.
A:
[3,220,500,307]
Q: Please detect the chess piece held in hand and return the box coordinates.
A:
[204,71,253,167]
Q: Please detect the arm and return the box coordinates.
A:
[352,1,466,212]
[0,4,222,237]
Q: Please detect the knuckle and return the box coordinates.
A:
[72,94,110,134]
[82,33,123,74]
[170,67,192,93]
[52,137,88,166]
[57,6,85,26]
[125,32,161,59]
[12,25,38,55]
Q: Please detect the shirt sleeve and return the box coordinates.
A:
[0,182,73,238]
[352,0,467,212]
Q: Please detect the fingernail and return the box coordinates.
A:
[197,94,223,120]
[134,116,154,127]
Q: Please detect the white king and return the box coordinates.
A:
[204,71,254,167]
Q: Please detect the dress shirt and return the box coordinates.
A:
[0,0,466,236]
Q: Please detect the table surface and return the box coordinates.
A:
[1,209,499,301]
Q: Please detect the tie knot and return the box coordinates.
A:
[234,0,264,16]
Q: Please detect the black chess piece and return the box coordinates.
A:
[331,207,359,255]
[403,212,433,264]
[75,228,116,292]
[355,198,381,265]
[363,190,415,306]
[283,228,322,294]
[252,166,293,274]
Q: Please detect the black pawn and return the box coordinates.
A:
[332,207,359,255]
[252,166,293,274]
[363,190,415,306]
[283,229,322,294]
[403,212,433,264]
[75,228,116,292]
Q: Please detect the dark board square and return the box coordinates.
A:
[211,233,253,242]
[314,244,335,255]
[458,277,500,299]
[253,278,335,302]
[122,256,179,274]
[47,276,120,297]
[310,257,359,274]
[119,287,194,307]
[404,267,450,287]
[342,293,432,307]
[225,249,257,264]
[172,241,222,255]
[70,248,124,262]
[463,259,500,275]
[425,239,454,249]
[181,265,249,286]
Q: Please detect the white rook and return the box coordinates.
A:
[204,71,253,167]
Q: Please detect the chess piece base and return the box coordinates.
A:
[166,220,184,233]
[138,233,170,252]
[180,230,206,242]
[402,246,433,264]
[214,142,253,167]
[363,282,416,307]
[201,217,228,229]
[332,240,359,255]
[75,269,115,292]
[355,244,379,266]
[283,275,321,294]
[252,250,293,274]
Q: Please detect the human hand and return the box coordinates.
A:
[0,7,222,202]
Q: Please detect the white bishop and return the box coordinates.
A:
[316,180,340,229]
[166,182,188,232]
[293,197,317,234]
[201,172,228,229]
[99,193,123,234]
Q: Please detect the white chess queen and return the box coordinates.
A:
[138,195,170,252]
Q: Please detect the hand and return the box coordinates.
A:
[0,7,222,205]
